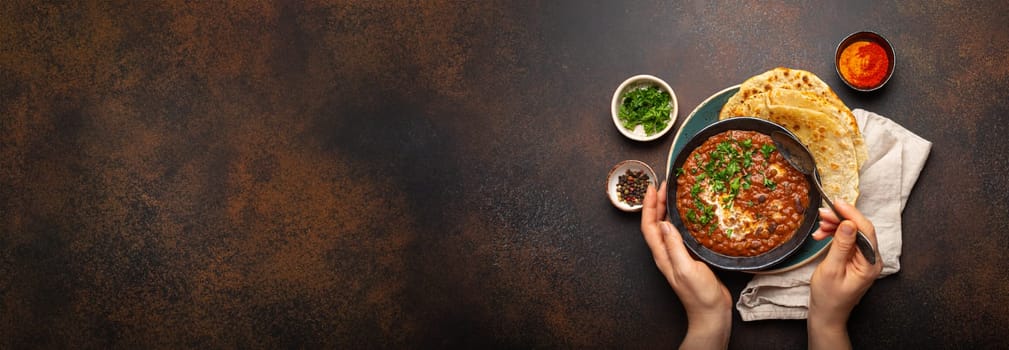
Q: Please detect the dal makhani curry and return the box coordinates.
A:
[675,130,811,257]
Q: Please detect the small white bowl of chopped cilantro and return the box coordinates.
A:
[611,75,678,141]
[607,160,658,212]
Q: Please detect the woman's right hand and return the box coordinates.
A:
[807,199,883,350]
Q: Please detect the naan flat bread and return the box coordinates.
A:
[720,68,867,170]
[766,89,868,169]
[722,91,770,119]
[722,67,842,117]
[764,104,860,204]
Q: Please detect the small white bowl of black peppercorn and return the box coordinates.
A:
[607,160,658,212]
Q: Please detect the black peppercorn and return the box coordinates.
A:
[616,169,650,206]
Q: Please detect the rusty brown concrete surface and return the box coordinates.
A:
[2,1,1008,348]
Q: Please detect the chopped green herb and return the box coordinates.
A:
[618,86,672,135]
[717,141,733,155]
[726,161,740,176]
[712,179,725,192]
[760,144,776,159]
[726,229,733,238]
[694,198,714,226]
[764,177,777,190]
[675,167,684,176]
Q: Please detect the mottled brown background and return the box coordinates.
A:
[2,0,1008,348]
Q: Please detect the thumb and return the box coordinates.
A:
[661,222,694,267]
[824,221,858,267]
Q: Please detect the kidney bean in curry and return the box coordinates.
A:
[675,130,810,257]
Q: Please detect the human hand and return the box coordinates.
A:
[641,181,731,349]
[808,199,883,350]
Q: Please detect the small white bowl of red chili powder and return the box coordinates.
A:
[835,31,895,91]
[606,160,658,212]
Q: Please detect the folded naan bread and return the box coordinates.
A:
[719,67,863,204]
[764,104,859,204]
[720,68,867,169]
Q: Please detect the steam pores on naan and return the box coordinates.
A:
[719,68,867,170]
[764,104,860,204]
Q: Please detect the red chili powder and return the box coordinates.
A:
[839,40,889,89]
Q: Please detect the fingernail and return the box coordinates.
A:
[835,198,847,207]
[818,208,831,217]
[660,222,672,234]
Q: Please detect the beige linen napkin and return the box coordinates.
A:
[735,109,932,321]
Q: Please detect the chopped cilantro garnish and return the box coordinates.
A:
[618,86,672,135]
[683,134,788,238]
[726,161,740,176]
[760,144,776,159]
[740,139,753,149]
[717,141,734,156]
[764,177,777,190]
[694,198,714,226]
[712,180,725,192]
